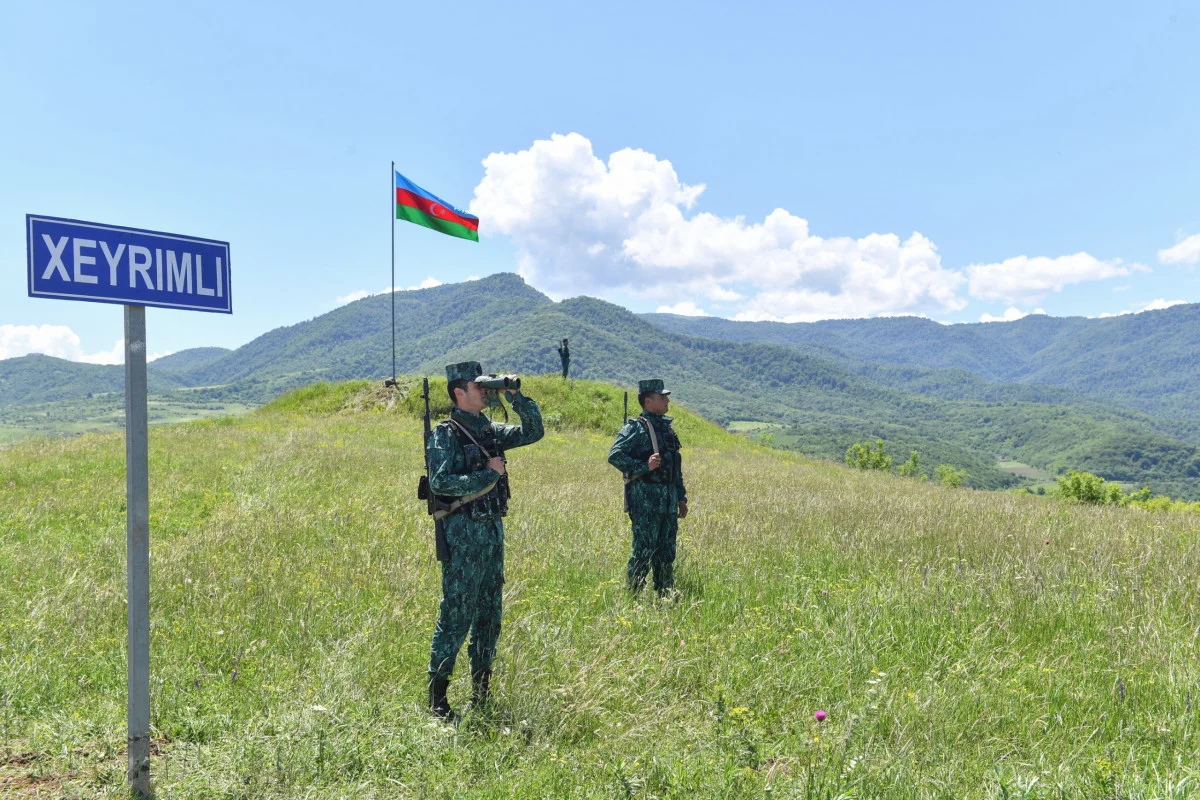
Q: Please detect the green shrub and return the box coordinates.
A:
[934,464,965,488]
[845,439,892,471]
[898,450,925,480]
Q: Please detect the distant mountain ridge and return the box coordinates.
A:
[150,347,231,374]
[642,305,1200,421]
[4,274,1200,497]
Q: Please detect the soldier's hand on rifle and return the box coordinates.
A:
[678,500,688,519]
[647,453,662,471]
[487,457,507,475]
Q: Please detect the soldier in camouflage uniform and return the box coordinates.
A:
[426,361,544,720]
[608,379,688,595]
[557,338,570,379]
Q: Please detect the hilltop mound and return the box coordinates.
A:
[260,376,740,447]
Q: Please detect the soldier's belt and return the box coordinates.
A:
[432,479,500,521]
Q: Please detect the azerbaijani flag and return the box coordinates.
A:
[395,170,479,242]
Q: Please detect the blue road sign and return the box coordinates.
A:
[27,215,232,313]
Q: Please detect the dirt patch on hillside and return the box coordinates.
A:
[1,752,76,798]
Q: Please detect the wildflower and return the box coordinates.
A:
[814,709,827,722]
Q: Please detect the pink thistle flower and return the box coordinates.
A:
[814,710,827,722]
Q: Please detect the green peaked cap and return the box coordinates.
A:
[638,378,671,395]
[446,361,484,383]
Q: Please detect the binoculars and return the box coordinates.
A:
[476,374,521,391]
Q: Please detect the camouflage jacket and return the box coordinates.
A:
[608,411,687,511]
[427,393,544,520]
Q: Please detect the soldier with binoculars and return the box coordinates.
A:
[423,361,543,721]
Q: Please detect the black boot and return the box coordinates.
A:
[427,675,455,721]
[471,670,492,708]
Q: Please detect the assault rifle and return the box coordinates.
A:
[622,390,630,513]
[417,377,450,562]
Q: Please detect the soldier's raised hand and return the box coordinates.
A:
[647,453,662,471]
[487,457,507,475]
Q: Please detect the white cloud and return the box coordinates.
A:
[966,254,1132,304]
[0,324,125,364]
[979,306,1046,323]
[1158,234,1200,265]
[1095,298,1187,318]
[656,301,710,316]
[336,290,372,306]
[470,132,967,321]
[335,278,444,306]
[1139,298,1186,312]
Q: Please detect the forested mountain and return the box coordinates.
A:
[0,354,184,406]
[149,347,231,374]
[644,304,1200,420]
[4,274,1200,496]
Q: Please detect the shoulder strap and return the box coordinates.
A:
[447,418,495,459]
[638,417,659,455]
[432,419,499,520]
[623,418,660,488]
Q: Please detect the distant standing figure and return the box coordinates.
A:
[608,379,688,595]
[557,338,570,379]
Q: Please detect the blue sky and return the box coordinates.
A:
[3,1,1199,362]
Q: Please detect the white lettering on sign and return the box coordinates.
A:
[73,238,99,284]
[41,235,70,280]
[35,232,224,300]
[195,254,214,296]
[166,251,192,294]
[129,246,154,289]
[154,249,164,291]
[101,242,126,286]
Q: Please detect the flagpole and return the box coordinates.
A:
[390,160,396,385]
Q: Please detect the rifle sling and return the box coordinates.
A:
[623,417,659,486]
[432,417,501,520]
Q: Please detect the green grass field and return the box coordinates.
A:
[2,378,1198,798]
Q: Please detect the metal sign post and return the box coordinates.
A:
[123,305,151,793]
[26,215,231,795]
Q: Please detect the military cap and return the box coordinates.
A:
[445,361,484,383]
[638,378,671,395]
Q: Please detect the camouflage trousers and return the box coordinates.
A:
[561,361,570,379]
[428,518,504,681]
[627,510,677,594]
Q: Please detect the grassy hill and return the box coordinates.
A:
[5,274,1200,497]
[0,354,185,406]
[2,379,1197,797]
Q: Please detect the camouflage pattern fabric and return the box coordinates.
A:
[608,411,687,593]
[428,392,543,680]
